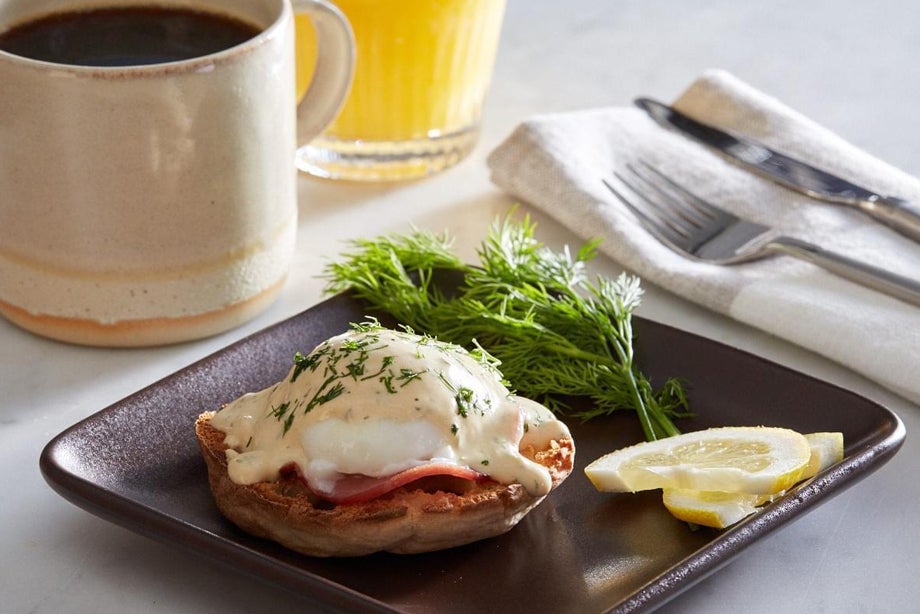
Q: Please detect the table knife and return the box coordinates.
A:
[636,97,920,242]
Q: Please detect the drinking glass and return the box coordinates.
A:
[294,0,506,181]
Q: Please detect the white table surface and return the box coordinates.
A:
[4,1,918,612]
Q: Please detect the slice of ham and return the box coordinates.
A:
[281,462,487,505]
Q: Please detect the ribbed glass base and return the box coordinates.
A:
[296,125,479,182]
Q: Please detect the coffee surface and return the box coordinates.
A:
[0,6,261,66]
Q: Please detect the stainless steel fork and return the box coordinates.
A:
[604,161,920,307]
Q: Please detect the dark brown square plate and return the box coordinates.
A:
[40,291,904,613]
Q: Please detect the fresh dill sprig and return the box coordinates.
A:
[323,214,689,440]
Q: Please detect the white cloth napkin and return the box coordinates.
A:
[487,69,920,405]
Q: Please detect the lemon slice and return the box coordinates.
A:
[661,489,763,528]
[584,426,811,495]
[802,432,844,479]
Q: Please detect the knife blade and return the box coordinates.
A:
[636,97,920,242]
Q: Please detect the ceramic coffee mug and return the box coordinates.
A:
[0,0,354,346]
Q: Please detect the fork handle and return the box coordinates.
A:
[768,237,920,307]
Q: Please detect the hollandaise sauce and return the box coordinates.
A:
[211,323,569,502]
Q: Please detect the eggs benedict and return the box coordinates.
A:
[196,322,574,556]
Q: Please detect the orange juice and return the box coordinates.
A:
[294,0,506,180]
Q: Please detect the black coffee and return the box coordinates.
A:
[0,6,261,67]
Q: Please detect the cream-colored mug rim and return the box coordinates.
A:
[0,0,290,78]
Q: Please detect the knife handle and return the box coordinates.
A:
[861,196,920,242]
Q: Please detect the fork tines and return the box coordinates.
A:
[604,161,733,252]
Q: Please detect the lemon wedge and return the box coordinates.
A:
[584,426,811,495]
[661,489,764,528]
[802,431,844,479]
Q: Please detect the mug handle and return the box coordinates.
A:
[290,0,355,145]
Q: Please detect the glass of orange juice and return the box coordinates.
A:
[294,0,506,181]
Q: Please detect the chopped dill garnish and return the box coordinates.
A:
[282,411,296,435]
[397,368,425,386]
[455,386,475,418]
[380,374,396,394]
[270,402,290,420]
[291,352,321,383]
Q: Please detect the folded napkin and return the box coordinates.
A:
[487,69,920,405]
